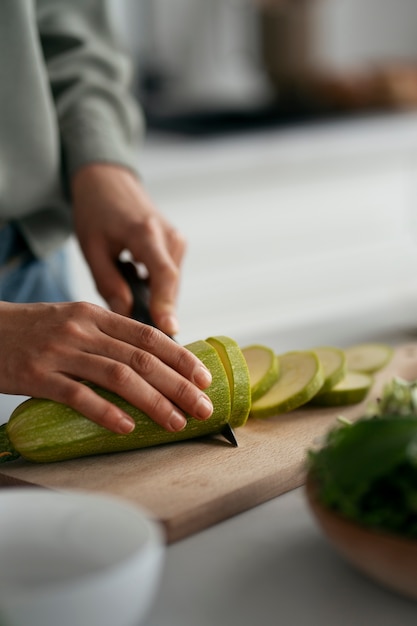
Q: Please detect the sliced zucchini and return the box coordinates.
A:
[206,335,251,427]
[310,371,373,406]
[241,344,280,402]
[250,351,324,419]
[344,343,393,374]
[313,346,346,394]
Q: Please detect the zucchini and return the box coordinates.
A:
[206,335,251,427]
[250,350,324,419]
[310,371,373,406]
[241,344,280,402]
[312,346,346,394]
[344,343,393,374]
[0,337,250,464]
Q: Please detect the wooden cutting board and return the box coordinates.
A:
[1,343,416,543]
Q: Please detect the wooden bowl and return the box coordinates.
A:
[305,472,417,601]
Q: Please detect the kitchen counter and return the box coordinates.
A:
[1,323,417,624]
[1,325,417,625]
[143,488,417,626]
[2,315,417,624]
[139,320,417,626]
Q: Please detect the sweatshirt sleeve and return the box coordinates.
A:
[36,0,144,179]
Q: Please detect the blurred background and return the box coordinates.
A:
[71,0,417,349]
[108,0,417,133]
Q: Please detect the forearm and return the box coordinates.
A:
[37,0,144,179]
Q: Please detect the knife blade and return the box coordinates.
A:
[117,258,238,446]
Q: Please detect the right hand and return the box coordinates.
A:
[0,301,213,434]
[71,164,186,337]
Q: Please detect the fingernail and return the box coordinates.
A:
[194,365,212,388]
[118,417,136,434]
[196,395,213,420]
[169,410,187,432]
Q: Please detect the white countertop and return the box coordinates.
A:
[144,488,417,626]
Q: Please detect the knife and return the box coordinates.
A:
[117,258,238,447]
[116,259,157,332]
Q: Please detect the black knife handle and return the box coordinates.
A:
[116,259,155,327]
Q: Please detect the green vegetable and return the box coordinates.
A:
[308,375,417,538]
[241,344,280,402]
[367,376,417,417]
[344,342,393,373]
[206,335,251,426]
[0,337,250,464]
[308,415,417,538]
[312,346,346,394]
[310,371,373,407]
[250,350,324,418]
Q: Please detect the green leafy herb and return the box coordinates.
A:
[308,377,417,538]
[367,377,417,417]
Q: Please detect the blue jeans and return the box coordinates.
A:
[0,223,73,303]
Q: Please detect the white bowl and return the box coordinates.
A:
[0,488,165,626]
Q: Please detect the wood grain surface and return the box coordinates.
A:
[1,343,416,543]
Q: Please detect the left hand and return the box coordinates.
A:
[71,163,186,337]
[0,301,212,433]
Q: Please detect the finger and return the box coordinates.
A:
[54,347,212,431]
[163,218,187,269]
[87,244,133,316]
[36,304,211,392]
[129,218,181,335]
[122,350,213,422]
[95,315,213,389]
[65,318,214,412]
[63,341,213,422]
[44,375,137,434]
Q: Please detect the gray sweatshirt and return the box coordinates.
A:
[0,0,143,258]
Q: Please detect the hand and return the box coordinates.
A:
[0,301,213,433]
[71,163,186,336]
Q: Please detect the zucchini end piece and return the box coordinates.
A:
[0,423,20,463]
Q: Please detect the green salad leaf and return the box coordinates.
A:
[308,377,417,538]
